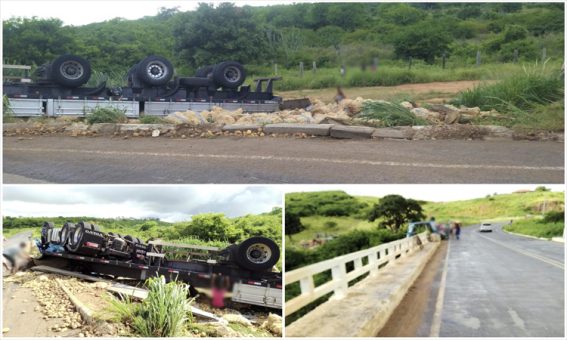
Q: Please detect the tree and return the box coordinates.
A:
[535,186,551,192]
[391,20,453,64]
[368,195,425,232]
[285,211,305,241]
[173,3,270,67]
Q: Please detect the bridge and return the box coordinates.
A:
[284,224,564,337]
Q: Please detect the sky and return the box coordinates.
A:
[2,185,282,222]
[283,184,565,202]
[1,0,295,26]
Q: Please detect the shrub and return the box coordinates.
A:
[542,210,564,224]
[3,95,14,122]
[86,106,127,124]
[140,115,164,124]
[324,221,338,229]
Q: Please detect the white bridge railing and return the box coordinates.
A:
[285,232,428,316]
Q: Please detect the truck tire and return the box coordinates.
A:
[234,237,280,272]
[212,61,245,88]
[50,54,91,88]
[41,222,55,245]
[60,223,76,247]
[195,65,213,78]
[136,55,174,86]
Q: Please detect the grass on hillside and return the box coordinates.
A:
[423,191,564,226]
[289,216,377,248]
[503,218,564,238]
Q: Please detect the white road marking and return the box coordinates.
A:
[4,147,564,172]
[477,233,564,269]
[429,241,450,337]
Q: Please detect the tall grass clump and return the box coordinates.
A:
[139,115,164,124]
[3,95,15,122]
[86,106,128,124]
[108,276,193,337]
[452,62,564,112]
[358,101,428,127]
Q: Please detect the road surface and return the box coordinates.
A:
[3,136,564,183]
[383,223,564,337]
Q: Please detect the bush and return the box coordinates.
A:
[140,115,164,124]
[324,221,338,229]
[86,106,127,124]
[542,211,564,224]
[3,95,14,122]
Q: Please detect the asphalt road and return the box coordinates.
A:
[3,136,564,183]
[433,224,564,337]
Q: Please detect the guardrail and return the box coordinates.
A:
[285,232,428,316]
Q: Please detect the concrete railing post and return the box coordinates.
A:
[300,276,314,296]
[369,251,379,276]
[331,263,348,299]
[354,257,363,270]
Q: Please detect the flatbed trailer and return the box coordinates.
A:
[3,54,282,117]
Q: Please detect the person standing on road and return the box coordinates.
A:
[455,222,461,240]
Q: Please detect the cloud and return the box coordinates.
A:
[2,185,282,222]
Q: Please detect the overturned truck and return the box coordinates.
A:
[3,54,282,117]
[32,221,282,309]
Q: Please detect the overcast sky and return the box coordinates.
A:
[1,1,299,26]
[283,184,565,202]
[2,185,282,222]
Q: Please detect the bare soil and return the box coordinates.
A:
[377,241,448,337]
[278,80,489,103]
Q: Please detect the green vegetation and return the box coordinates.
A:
[368,195,425,231]
[358,101,427,127]
[139,116,165,124]
[3,95,15,122]
[286,191,367,217]
[503,215,564,238]
[108,277,192,337]
[424,190,564,225]
[85,106,127,124]
[3,3,563,86]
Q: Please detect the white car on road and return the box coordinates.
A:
[479,222,493,232]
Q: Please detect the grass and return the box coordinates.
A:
[423,190,564,226]
[358,101,428,127]
[86,106,128,124]
[503,218,564,238]
[258,62,532,92]
[139,115,165,124]
[107,276,193,337]
[3,95,15,122]
[288,216,377,248]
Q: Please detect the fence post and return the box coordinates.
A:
[542,47,547,61]
[331,263,348,299]
[372,57,378,71]
[299,276,314,296]
[274,63,278,75]
[476,50,481,67]
[513,49,519,64]
[299,62,304,77]
[408,56,412,70]
[312,61,317,73]
[442,52,447,69]
[340,64,346,78]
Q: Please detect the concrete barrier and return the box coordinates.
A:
[222,124,262,132]
[285,234,440,337]
[372,127,412,139]
[263,123,332,136]
[330,125,375,139]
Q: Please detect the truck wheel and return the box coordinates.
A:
[41,222,55,245]
[60,223,76,247]
[235,237,280,271]
[195,65,214,78]
[212,61,245,88]
[50,54,91,88]
[136,55,174,86]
